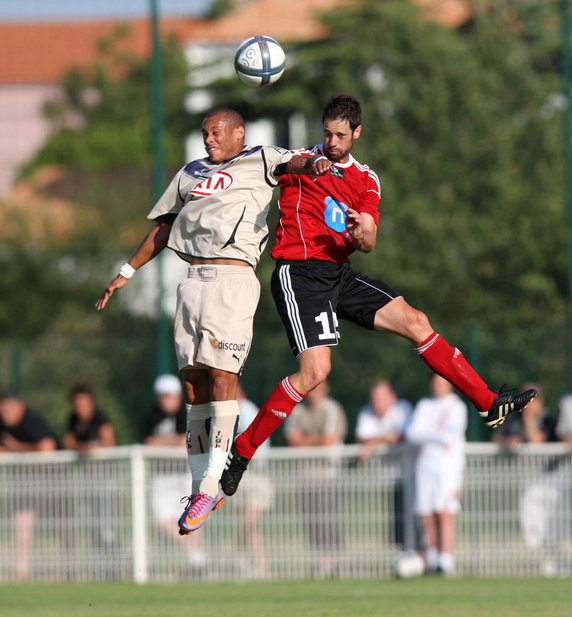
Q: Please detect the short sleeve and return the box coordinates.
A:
[142,408,158,440]
[147,167,186,220]
[92,409,111,430]
[355,408,376,440]
[22,410,53,443]
[175,407,187,435]
[261,146,295,187]
[359,170,381,224]
[322,399,346,441]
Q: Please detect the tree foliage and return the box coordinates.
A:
[207,0,566,416]
[3,1,567,440]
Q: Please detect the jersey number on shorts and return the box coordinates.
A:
[315,311,340,341]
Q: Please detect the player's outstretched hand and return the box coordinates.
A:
[344,207,364,240]
[95,275,129,311]
[311,156,332,181]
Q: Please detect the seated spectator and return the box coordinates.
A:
[286,381,346,578]
[142,374,186,447]
[144,374,205,572]
[356,379,411,461]
[63,384,115,452]
[405,374,468,575]
[0,391,57,581]
[0,391,57,454]
[492,383,557,448]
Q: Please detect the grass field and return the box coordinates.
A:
[1,579,571,617]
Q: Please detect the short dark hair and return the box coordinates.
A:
[203,108,245,129]
[69,383,94,400]
[0,390,20,403]
[322,95,362,131]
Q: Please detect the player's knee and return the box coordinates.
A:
[300,364,330,392]
[210,370,238,401]
[405,309,432,340]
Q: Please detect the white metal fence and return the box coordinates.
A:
[0,443,571,582]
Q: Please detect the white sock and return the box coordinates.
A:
[439,552,455,574]
[425,547,440,571]
[200,400,239,497]
[186,403,211,494]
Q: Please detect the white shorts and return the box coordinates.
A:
[174,265,260,373]
[415,464,463,515]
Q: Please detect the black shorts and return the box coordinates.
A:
[271,260,401,356]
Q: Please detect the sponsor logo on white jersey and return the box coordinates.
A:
[191,171,233,197]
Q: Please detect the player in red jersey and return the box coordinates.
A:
[221,95,537,495]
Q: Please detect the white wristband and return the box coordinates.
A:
[314,156,328,164]
[119,263,136,279]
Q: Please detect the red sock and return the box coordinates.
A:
[416,332,496,412]
[236,377,305,459]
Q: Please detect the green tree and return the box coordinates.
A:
[207,0,566,417]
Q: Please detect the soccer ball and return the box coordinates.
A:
[234,35,286,87]
[395,551,425,579]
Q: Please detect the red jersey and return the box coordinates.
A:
[271,145,381,263]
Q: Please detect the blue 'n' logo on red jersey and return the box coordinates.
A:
[324,196,348,232]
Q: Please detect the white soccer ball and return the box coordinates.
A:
[234,35,286,87]
[395,551,425,579]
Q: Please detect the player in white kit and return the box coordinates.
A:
[405,374,467,575]
[95,108,331,533]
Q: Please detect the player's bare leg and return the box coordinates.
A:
[373,298,537,427]
[179,368,239,534]
[13,510,34,581]
[421,513,439,573]
[436,511,456,574]
[289,346,332,394]
[222,347,332,496]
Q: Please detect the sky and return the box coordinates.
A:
[0,0,213,21]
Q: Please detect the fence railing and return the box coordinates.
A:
[0,443,570,582]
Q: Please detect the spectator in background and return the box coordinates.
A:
[405,374,467,576]
[517,392,572,573]
[63,384,115,452]
[355,379,411,461]
[144,374,205,572]
[0,391,57,581]
[286,381,347,448]
[142,374,186,447]
[492,383,557,448]
[286,381,346,577]
[0,391,56,454]
[234,383,274,577]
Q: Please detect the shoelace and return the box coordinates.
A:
[180,495,193,508]
[493,383,515,398]
[189,492,211,517]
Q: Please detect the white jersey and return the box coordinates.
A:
[355,400,411,441]
[405,393,467,470]
[147,145,294,268]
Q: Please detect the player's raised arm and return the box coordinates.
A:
[275,154,332,179]
[95,219,172,311]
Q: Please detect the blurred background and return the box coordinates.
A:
[0,0,567,442]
